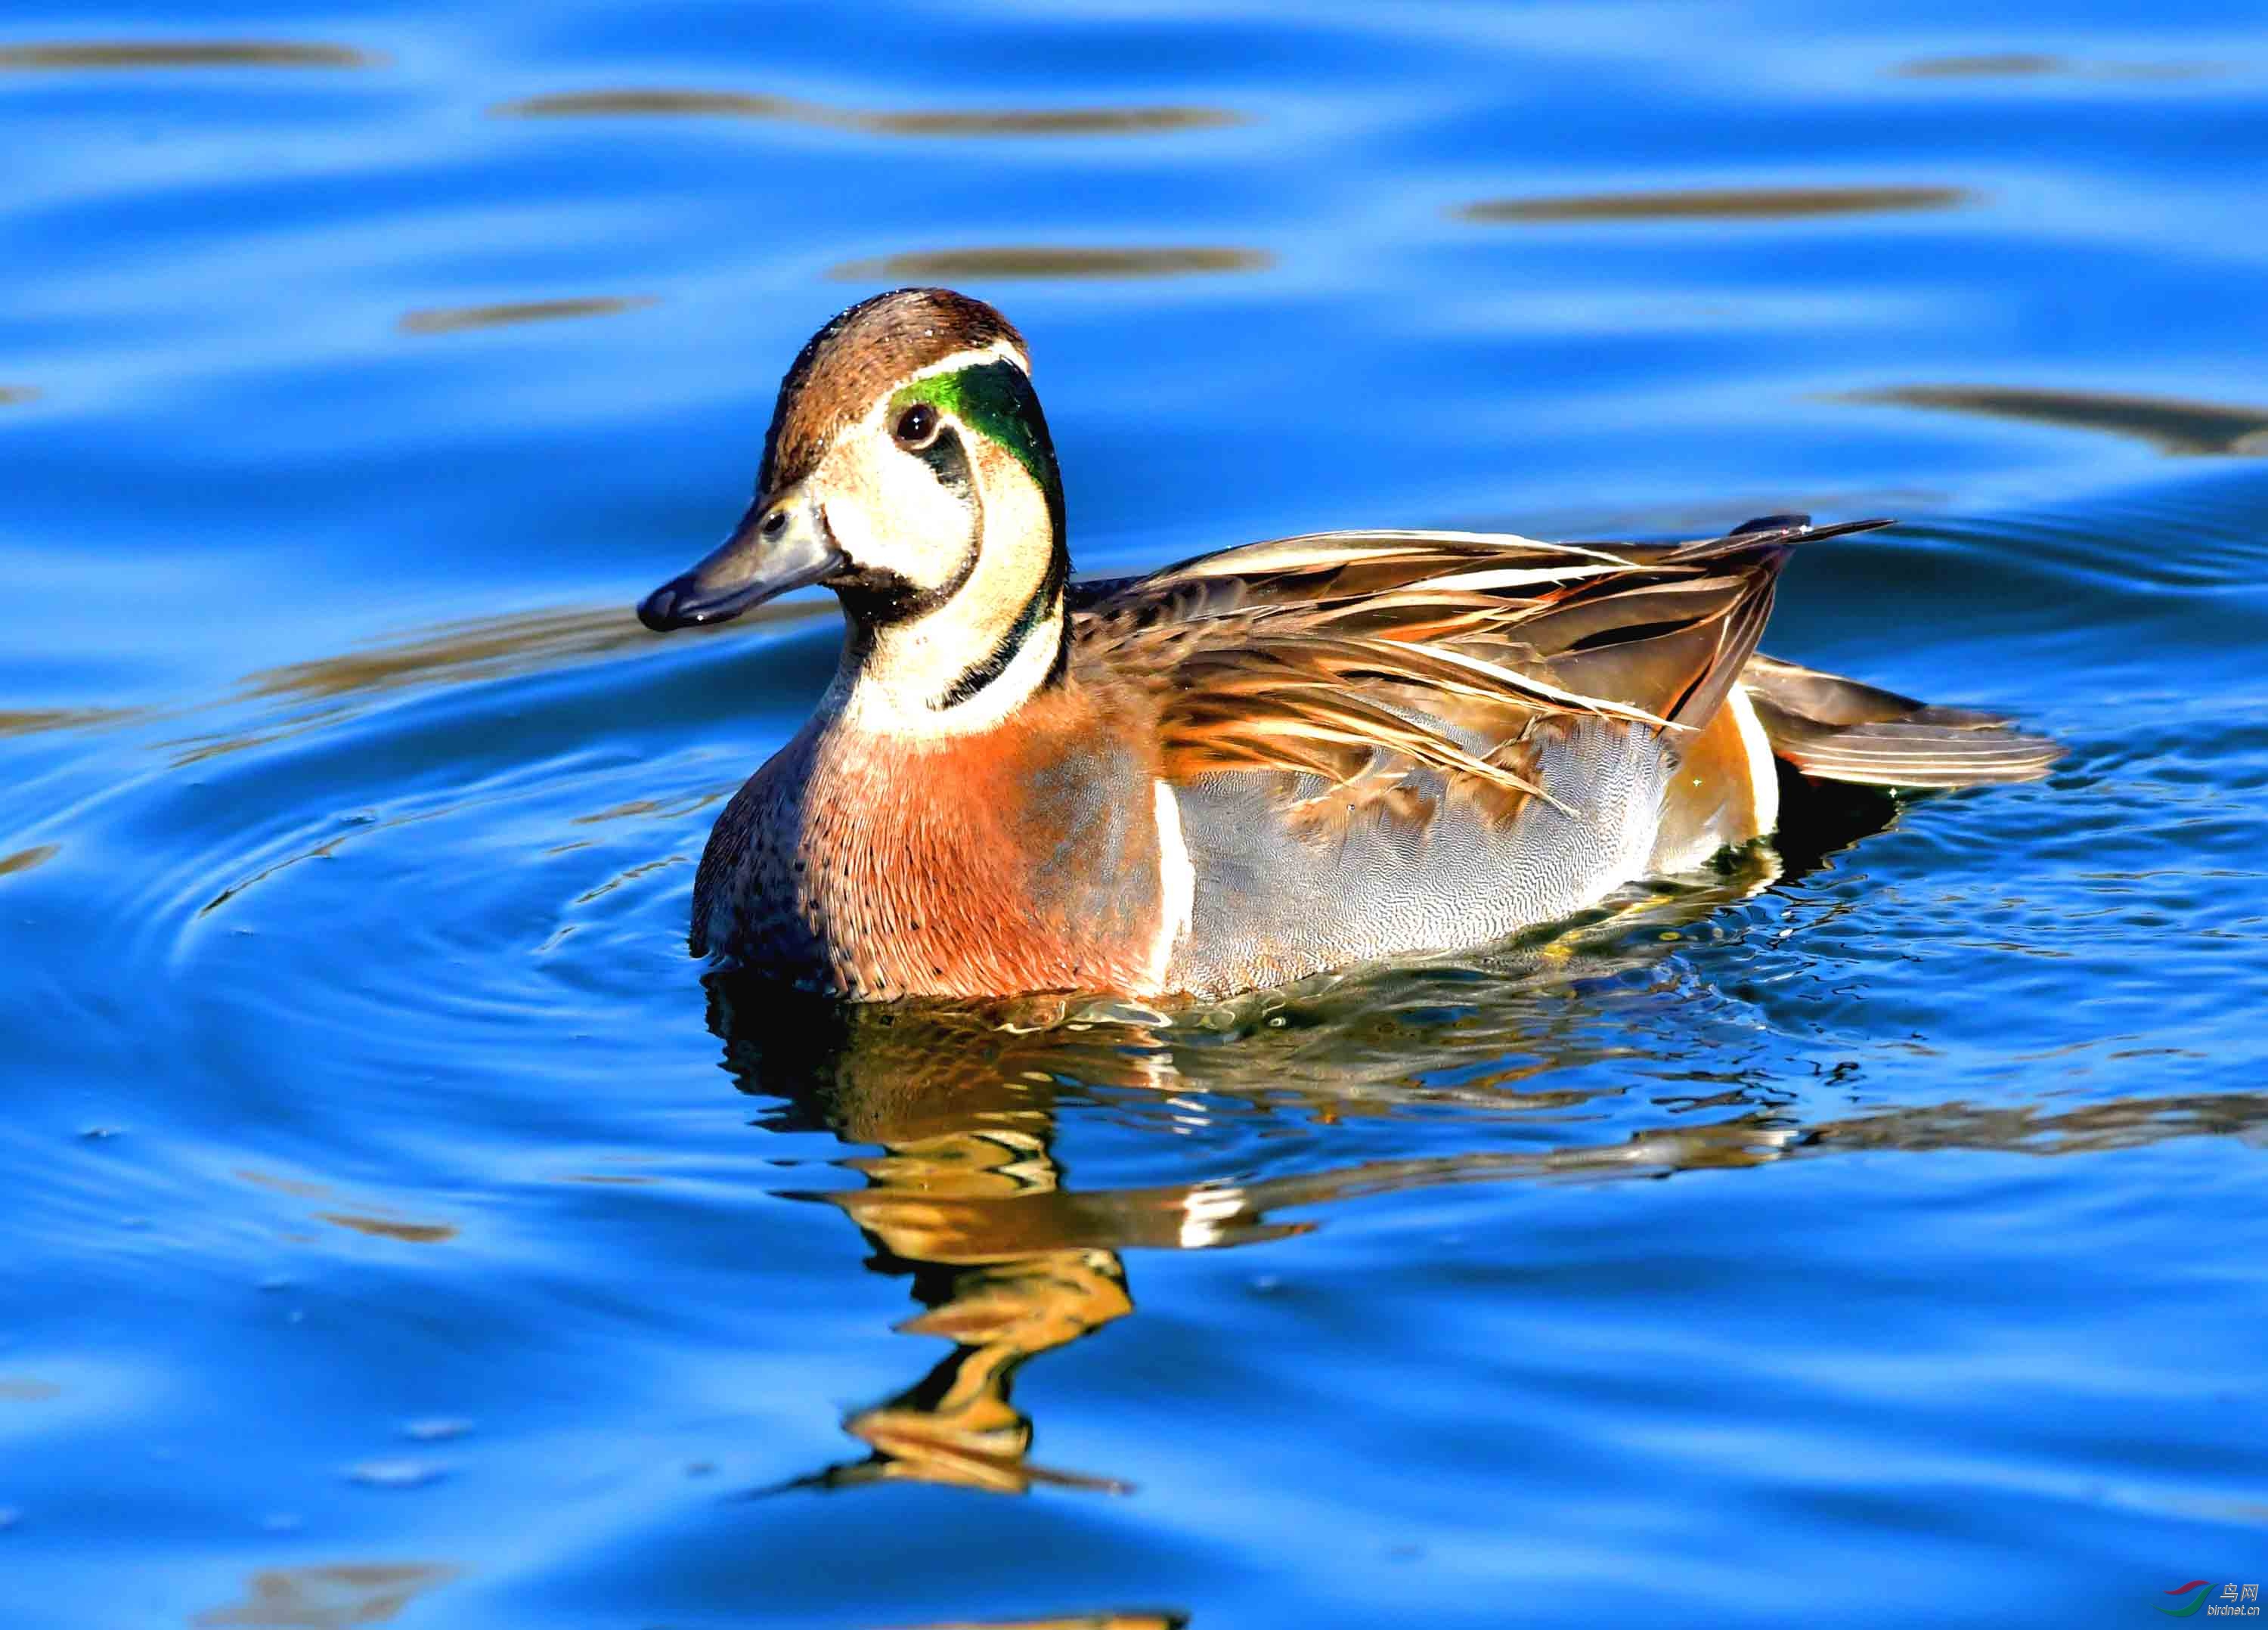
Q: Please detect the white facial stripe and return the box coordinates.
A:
[1148,779,1194,993]
[904,339,1031,387]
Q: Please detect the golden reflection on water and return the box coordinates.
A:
[240,601,819,707]
[315,1212,457,1244]
[711,989,1309,1497]
[0,41,378,70]
[235,1168,457,1244]
[0,596,828,773]
[829,247,1273,283]
[1458,184,1971,222]
[132,593,826,775]
[397,296,656,336]
[1847,384,2268,455]
[152,600,823,767]
[236,1168,331,1200]
[570,793,722,827]
[5,597,825,757]
[192,1563,459,1628]
[491,88,1242,136]
[0,705,143,739]
[0,844,59,878]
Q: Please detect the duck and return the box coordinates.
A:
[637,287,2059,1002]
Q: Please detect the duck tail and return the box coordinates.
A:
[1739,652,2063,788]
[1636,513,1894,739]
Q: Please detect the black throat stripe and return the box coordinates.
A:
[931,575,1067,711]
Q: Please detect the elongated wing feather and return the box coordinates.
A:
[1741,652,2064,787]
[1072,519,1876,798]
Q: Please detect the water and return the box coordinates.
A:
[5,2,2266,1625]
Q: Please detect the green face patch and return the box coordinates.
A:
[890,357,1072,708]
[891,360,1066,550]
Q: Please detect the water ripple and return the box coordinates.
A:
[1892,52,2216,81]
[0,843,60,877]
[397,296,658,336]
[829,246,1275,283]
[9,2,2268,1619]
[1847,384,2268,456]
[192,1563,460,1628]
[1458,185,1972,222]
[0,705,144,739]
[491,88,1245,137]
[0,40,379,70]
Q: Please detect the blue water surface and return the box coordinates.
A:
[3,2,2266,1626]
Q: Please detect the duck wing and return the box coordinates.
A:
[1073,516,1885,792]
[1070,517,1882,994]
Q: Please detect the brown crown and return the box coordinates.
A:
[758,287,1027,493]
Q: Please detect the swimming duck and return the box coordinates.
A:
[638,287,2059,1002]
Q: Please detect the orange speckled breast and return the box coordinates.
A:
[696,683,1170,999]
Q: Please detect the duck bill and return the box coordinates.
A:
[637,487,845,631]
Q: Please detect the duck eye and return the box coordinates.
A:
[892,403,937,448]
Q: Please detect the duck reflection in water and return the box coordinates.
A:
[697,822,1831,1498]
[708,978,1315,1496]
[697,774,2208,1501]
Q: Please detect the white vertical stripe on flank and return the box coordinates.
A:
[1149,779,1195,991]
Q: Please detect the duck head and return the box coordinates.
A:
[638,287,1071,732]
